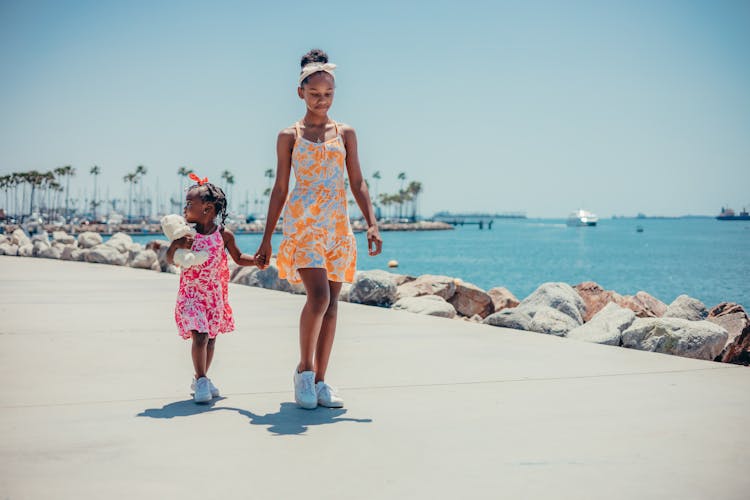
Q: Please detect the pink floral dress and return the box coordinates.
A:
[174,228,234,339]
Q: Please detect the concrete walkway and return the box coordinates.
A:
[1,257,748,499]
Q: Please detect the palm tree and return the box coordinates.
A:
[25,170,47,216]
[397,171,406,192]
[407,181,423,221]
[53,165,76,219]
[89,165,101,221]
[177,166,193,194]
[123,172,139,222]
[134,165,147,219]
[221,170,235,212]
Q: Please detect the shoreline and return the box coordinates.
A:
[0,219,454,236]
[1,227,747,367]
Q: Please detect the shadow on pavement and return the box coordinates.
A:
[137,399,372,435]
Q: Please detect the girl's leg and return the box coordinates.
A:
[297,268,331,372]
[314,281,342,383]
[206,338,216,373]
[191,331,209,379]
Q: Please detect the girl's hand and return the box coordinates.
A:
[175,236,194,250]
[367,226,382,256]
[255,240,272,269]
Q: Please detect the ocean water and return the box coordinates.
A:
[132,218,750,309]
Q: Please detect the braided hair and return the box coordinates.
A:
[189,182,228,225]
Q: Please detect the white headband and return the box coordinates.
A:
[299,62,336,85]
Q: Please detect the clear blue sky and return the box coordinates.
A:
[1,0,749,218]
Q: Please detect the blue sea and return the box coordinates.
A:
[131,218,750,310]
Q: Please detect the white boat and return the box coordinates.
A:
[567,209,598,227]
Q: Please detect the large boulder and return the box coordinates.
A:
[0,243,19,256]
[349,270,398,307]
[32,240,51,257]
[77,231,103,249]
[616,291,667,318]
[11,228,31,247]
[396,274,457,301]
[125,242,144,261]
[708,303,750,364]
[393,295,457,318]
[231,263,305,294]
[130,249,159,270]
[567,302,636,345]
[520,282,586,324]
[664,295,708,321]
[104,232,133,254]
[574,281,622,322]
[448,280,493,318]
[38,246,62,260]
[527,306,580,336]
[31,232,50,244]
[483,307,533,331]
[487,287,520,313]
[18,244,33,257]
[622,317,728,360]
[0,235,8,245]
[338,283,352,302]
[85,244,128,266]
[51,231,76,245]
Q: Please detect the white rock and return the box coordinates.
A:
[18,244,33,257]
[52,231,76,245]
[664,295,708,321]
[622,317,729,360]
[130,249,159,269]
[104,232,133,253]
[77,231,103,249]
[85,245,127,266]
[0,243,19,256]
[393,295,457,318]
[520,282,586,325]
[11,229,31,247]
[349,270,398,307]
[567,302,636,345]
[38,246,62,259]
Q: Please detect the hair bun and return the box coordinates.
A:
[301,49,329,68]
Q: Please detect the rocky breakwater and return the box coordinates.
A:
[4,229,748,366]
[0,229,160,271]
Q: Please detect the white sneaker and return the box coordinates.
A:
[316,381,344,408]
[294,370,317,409]
[193,376,212,403]
[191,377,220,398]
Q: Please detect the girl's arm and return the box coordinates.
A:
[255,128,294,268]
[221,229,256,266]
[166,236,193,265]
[342,125,383,256]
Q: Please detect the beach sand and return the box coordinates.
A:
[1,256,748,499]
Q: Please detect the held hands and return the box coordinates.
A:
[254,240,272,270]
[367,226,383,256]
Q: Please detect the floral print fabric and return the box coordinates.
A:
[174,228,234,339]
[277,122,357,284]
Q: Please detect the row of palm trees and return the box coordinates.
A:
[1,166,424,223]
[0,166,87,221]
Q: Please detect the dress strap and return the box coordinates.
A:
[294,122,302,138]
[333,121,340,136]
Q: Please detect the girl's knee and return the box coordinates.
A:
[191,332,209,346]
[306,290,331,315]
[324,300,338,319]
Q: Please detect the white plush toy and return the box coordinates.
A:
[160,214,209,268]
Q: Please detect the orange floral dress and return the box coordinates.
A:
[276,121,356,284]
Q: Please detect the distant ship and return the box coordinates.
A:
[716,207,750,221]
[567,209,598,227]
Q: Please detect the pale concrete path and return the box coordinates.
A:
[1,257,748,500]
